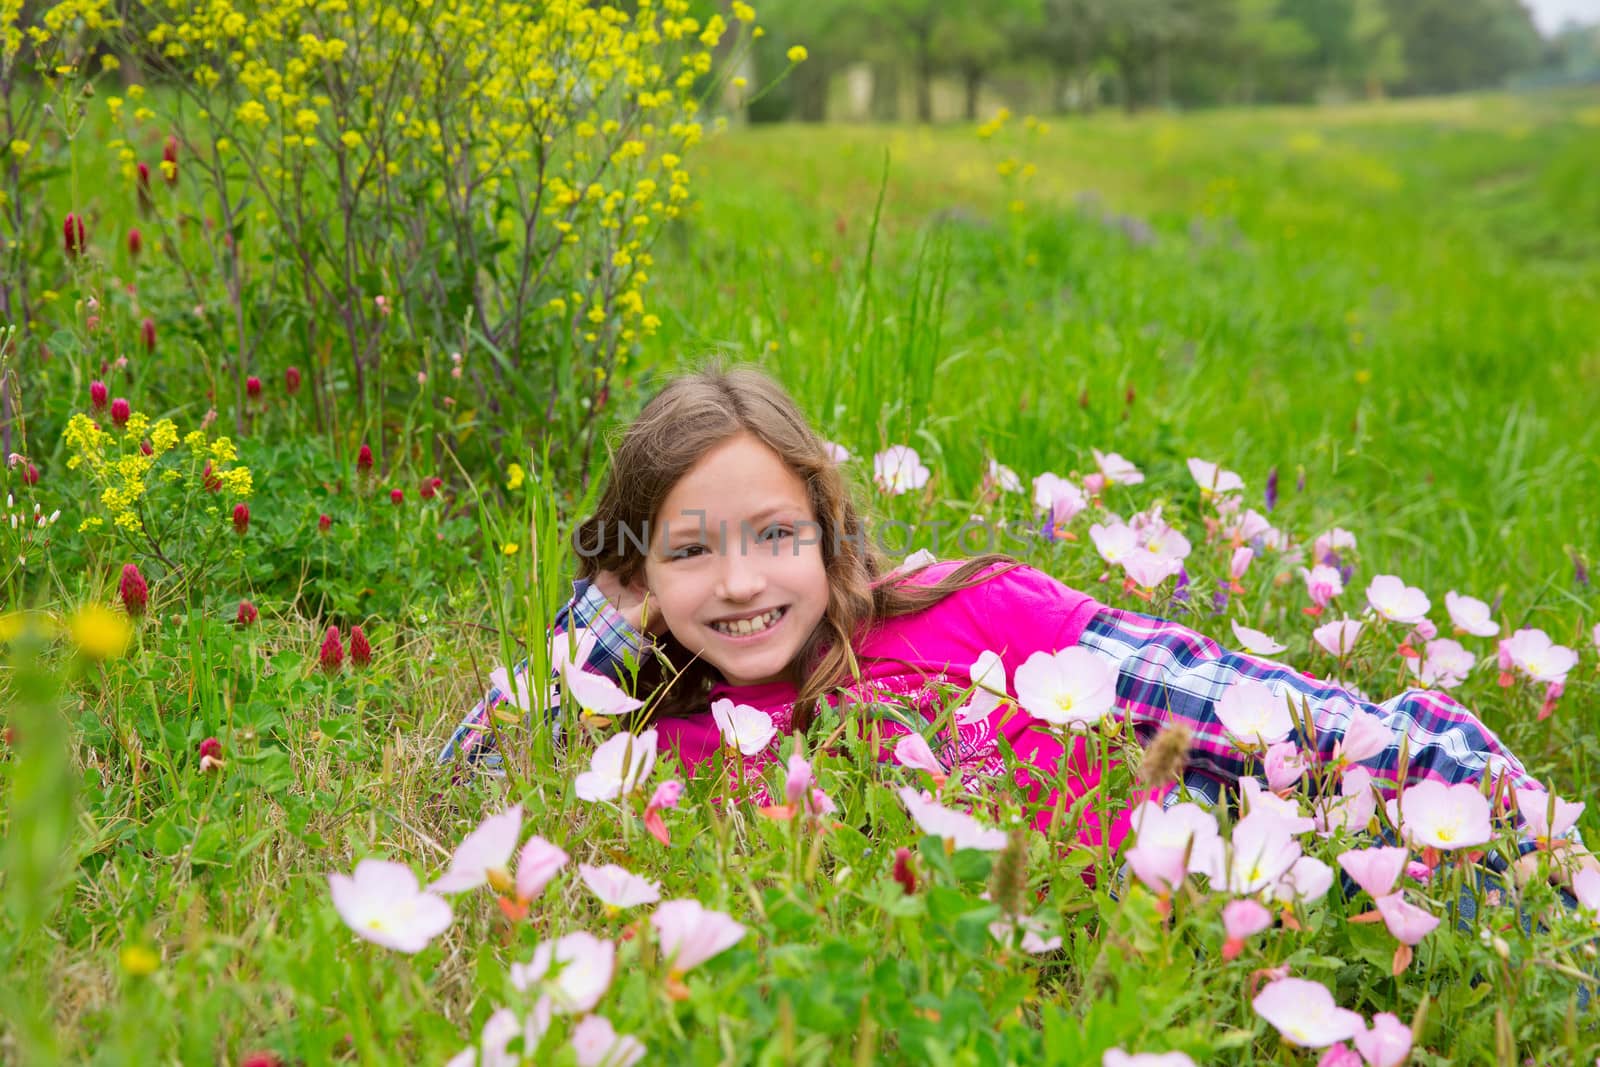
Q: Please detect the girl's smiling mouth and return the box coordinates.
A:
[709,606,789,639]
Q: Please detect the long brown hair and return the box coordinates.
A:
[572,362,1023,727]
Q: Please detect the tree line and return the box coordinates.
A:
[740,0,1592,120]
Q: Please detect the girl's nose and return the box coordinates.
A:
[715,551,767,603]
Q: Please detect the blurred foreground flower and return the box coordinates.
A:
[329,859,452,953]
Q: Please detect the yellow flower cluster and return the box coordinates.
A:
[109,0,760,355]
[63,407,253,536]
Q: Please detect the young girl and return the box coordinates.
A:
[441,365,1587,878]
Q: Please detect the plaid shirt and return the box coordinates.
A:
[438,578,641,769]
[442,585,1568,855]
[1076,605,1564,859]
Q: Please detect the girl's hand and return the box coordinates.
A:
[1512,838,1600,890]
[592,569,669,637]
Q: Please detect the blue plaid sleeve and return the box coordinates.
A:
[1076,606,1564,857]
[438,578,643,769]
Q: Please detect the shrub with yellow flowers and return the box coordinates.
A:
[78,0,766,479]
[63,405,254,600]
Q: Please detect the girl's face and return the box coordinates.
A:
[640,432,830,688]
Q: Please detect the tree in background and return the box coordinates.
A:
[1382,0,1541,95]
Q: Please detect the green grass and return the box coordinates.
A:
[6,87,1600,1065]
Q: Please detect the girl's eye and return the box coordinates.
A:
[668,544,706,560]
[758,525,793,543]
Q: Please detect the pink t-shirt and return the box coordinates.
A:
[652,560,1150,855]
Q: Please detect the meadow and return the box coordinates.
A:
[3,10,1600,1060]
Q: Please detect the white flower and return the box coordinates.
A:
[430,805,523,894]
[650,899,748,973]
[873,445,930,494]
[1397,779,1492,850]
[1186,457,1244,494]
[574,730,658,802]
[710,698,777,756]
[1444,591,1498,637]
[898,787,1008,851]
[1214,679,1294,746]
[987,459,1023,493]
[1089,520,1139,566]
[1230,621,1285,655]
[1032,471,1085,513]
[1365,574,1430,625]
[509,931,615,1013]
[329,859,453,953]
[988,912,1062,954]
[1408,638,1475,689]
[1012,647,1118,729]
[1092,448,1144,485]
[579,863,662,908]
[1499,628,1579,685]
[571,1015,646,1067]
[1252,976,1364,1048]
[955,649,1009,724]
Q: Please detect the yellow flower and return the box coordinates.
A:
[786,45,805,63]
[119,945,160,977]
[505,463,525,490]
[502,542,519,556]
[9,140,30,158]
[732,1,755,21]
[69,604,133,661]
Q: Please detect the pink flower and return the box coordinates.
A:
[1592,621,1600,653]
[1214,679,1294,747]
[1013,647,1118,729]
[1514,788,1584,843]
[1274,855,1334,904]
[1336,846,1408,899]
[579,863,662,909]
[872,445,930,494]
[1230,547,1255,582]
[1444,591,1499,637]
[955,649,1008,725]
[1125,801,1223,894]
[1313,528,1357,565]
[1316,1045,1362,1067]
[649,779,684,811]
[1498,628,1578,685]
[1221,898,1271,959]
[894,732,946,777]
[892,847,917,894]
[710,698,777,755]
[1253,976,1365,1048]
[822,440,851,463]
[1241,778,1314,831]
[1032,471,1085,517]
[564,666,646,717]
[515,836,568,902]
[1102,1052,1197,1067]
[1354,1012,1413,1067]
[431,805,523,894]
[1230,621,1285,655]
[898,787,1008,851]
[1313,618,1363,656]
[319,625,344,671]
[1187,457,1244,494]
[90,380,109,411]
[1301,565,1345,608]
[232,502,250,536]
[119,562,149,617]
[1374,891,1439,945]
[988,913,1062,954]
[1264,740,1306,791]
[1315,766,1377,835]
[509,931,614,1012]
[1571,867,1600,918]
[1408,638,1474,689]
[986,459,1023,493]
[571,1015,645,1067]
[1397,780,1492,850]
[1333,708,1393,765]
[1092,448,1144,485]
[1089,520,1139,566]
[574,730,658,802]
[650,899,747,974]
[329,859,453,953]
[110,397,131,427]
[1208,811,1303,894]
[1121,549,1183,591]
[1365,575,1430,625]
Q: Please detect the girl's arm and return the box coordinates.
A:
[438,577,643,768]
[1075,605,1563,857]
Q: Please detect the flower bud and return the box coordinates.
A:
[198,737,223,761]
[246,376,262,400]
[110,398,131,427]
[285,366,302,394]
[318,512,332,533]
[120,563,149,617]
[141,317,156,354]
[22,462,39,486]
[128,228,142,257]
[389,488,403,506]
[319,625,344,672]
[239,1053,282,1067]
[236,599,259,626]
[419,478,437,500]
[90,380,108,411]
[892,847,917,895]
[140,439,153,456]
[349,624,372,667]
[137,162,153,211]
[201,461,222,492]
[357,443,374,474]
[162,134,179,185]
[232,502,250,535]
[63,213,86,257]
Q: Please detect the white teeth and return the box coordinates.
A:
[712,608,783,637]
